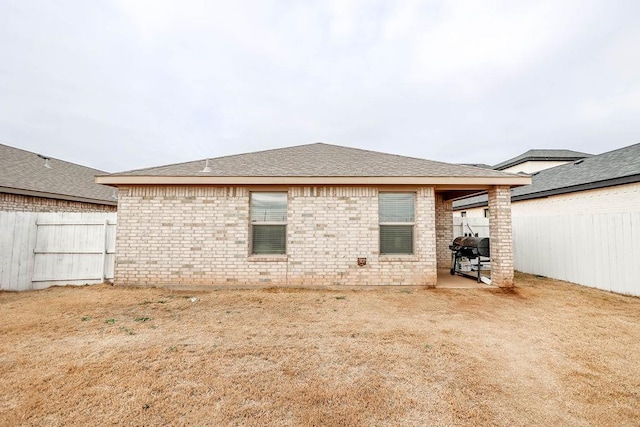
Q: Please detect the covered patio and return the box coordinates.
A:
[435,185,515,287]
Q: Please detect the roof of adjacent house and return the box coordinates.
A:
[454,143,640,209]
[97,143,530,188]
[493,149,593,170]
[459,163,493,169]
[0,143,117,205]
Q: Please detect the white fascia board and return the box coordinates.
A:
[96,175,532,186]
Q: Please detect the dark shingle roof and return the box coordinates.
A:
[454,143,640,209]
[452,193,489,210]
[493,149,593,170]
[105,143,517,178]
[0,143,116,204]
[511,143,640,199]
[460,163,493,169]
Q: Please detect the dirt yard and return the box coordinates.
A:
[1,273,639,426]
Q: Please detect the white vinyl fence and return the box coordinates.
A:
[455,213,639,296]
[0,212,116,291]
[513,213,640,296]
[453,217,490,238]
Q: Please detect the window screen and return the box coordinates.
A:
[379,193,414,255]
[251,192,287,254]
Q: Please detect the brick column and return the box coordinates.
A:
[417,186,438,285]
[435,193,453,268]
[488,186,514,287]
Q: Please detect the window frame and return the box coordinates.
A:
[250,192,288,255]
[378,192,416,255]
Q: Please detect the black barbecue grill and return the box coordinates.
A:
[449,236,490,282]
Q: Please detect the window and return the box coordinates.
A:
[379,193,414,255]
[484,208,489,218]
[250,192,287,254]
[461,211,467,218]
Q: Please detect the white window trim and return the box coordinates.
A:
[250,192,288,255]
[378,192,416,256]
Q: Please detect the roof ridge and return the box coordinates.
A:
[493,148,594,169]
[104,142,525,177]
[102,142,334,175]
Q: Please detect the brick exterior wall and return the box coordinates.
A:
[115,185,438,287]
[435,194,453,268]
[488,186,514,287]
[0,193,116,212]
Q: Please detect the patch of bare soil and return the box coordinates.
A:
[1,273,639,426]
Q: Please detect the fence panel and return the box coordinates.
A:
[0,212,116,291]
[455,213,638,296]
[0,212,38,291]
[453,217,490,237]
[512,212,640,296]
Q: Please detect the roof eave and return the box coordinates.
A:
[96,175,532,187]
[0,186,117,206]
[512,174,640,202]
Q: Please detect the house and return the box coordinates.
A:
[0,143,117,212]
[492,149,592,174]
[453,143,640,295]
[455,148,592,218]
[97,143,529,288]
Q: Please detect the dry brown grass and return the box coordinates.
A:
[1,273,639,426]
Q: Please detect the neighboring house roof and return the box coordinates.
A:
[452,193,489,210]
[493,149,593,170]
[454,143,640,209]
[97,143,530,188]
[460,163,493,169]
[0,143,117,205]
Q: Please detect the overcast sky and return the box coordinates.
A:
[1,0,639,172]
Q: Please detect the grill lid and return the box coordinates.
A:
[449,236,490,258]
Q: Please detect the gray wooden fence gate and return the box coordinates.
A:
[0,212,116,291]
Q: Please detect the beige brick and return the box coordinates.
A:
[488,186,514,287]
[115,185,440,287]
[0,193,115,212]
[435,194,453,268]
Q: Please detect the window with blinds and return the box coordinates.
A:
[379,192,415,255]
[250,192,287,254]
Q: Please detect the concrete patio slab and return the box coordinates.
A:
[436,268,496,289]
